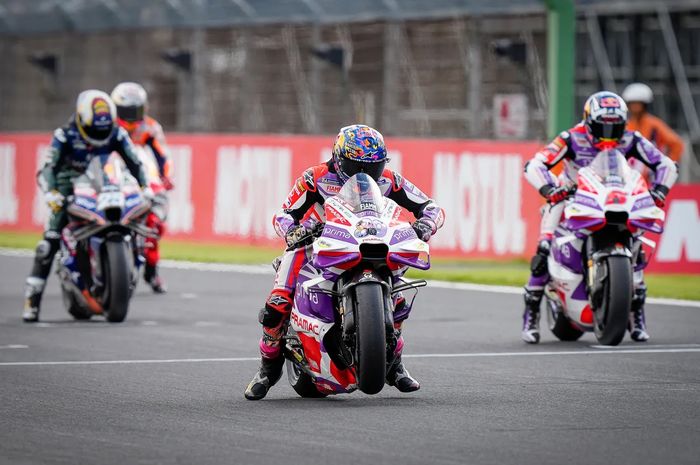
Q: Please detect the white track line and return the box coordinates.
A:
[1,247,698,308]
[2,347,700,367]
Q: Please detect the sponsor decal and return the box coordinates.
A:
[323,224,353,241]
[391,227,416,244]
[291,312,320,335]
[354,218,387,238]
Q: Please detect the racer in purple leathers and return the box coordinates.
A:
[520,91,678,344]
[245,124,445,400]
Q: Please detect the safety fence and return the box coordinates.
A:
[0,133,698,273]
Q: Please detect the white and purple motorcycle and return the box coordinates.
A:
[545,150,665,346]
[283,173,430,397]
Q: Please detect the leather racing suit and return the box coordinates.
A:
[259,160,445,362]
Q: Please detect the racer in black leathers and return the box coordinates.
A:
[23,90,148,322]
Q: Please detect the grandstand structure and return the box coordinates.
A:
[1,0,699,176]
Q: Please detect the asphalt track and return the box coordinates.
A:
[1,253,699,465]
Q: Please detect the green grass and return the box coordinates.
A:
[1,230,698,300]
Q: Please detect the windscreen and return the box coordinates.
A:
[335,173,385,214]
[587,150,631,188]
[81,153,128,190]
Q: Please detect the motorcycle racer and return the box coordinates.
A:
[521,91,678,344]
[23,90,149,322]
[111,82,174,293]
[245,124,445,400]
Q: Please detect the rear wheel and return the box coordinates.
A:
[286,360,327,398]
[103,239,130,323]
[353,282,387,395]
[594,256,633,346]
[546,298,583,341]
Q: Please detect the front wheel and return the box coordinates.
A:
[353,282,387,395]
[286,360,327,398]
[103,239,131,323]
[594,256,633,346]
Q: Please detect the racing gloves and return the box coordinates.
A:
[412,218,436,242]
[649,185,669,208]
[44,190,65,213]
[539,184,570,204]
[285,223,321,249]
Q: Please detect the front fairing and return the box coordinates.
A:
[564,150,665,234]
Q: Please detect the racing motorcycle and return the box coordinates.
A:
[282,173,430,397]
[57,153,154,322]
[545,150,665,345]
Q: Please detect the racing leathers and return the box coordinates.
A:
[521,123,678,342]
[246,160,445,399]
[23,120,147,321]
[119,116,173,292]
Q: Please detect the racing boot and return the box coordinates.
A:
[244,355,284,400]
[144,264,167,294]
[629,287,649,342]
[22,277,46,323]
[386,355,420,392]
[521,289,543,344]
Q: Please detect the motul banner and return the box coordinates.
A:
[0,132,698,273]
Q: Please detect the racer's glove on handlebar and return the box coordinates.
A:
[285,223,314,249]
[44,190,65,213]
[412,218,435,242]
[161,176,174,191]
[649,185,669,208]
[539,184,570,205]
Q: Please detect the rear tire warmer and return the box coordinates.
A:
[103,239,130,323]
[594,255,633,346]
[354,282,387,395]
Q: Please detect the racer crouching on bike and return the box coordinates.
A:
[23,90,149,322]
[245,124,445,400]
[112,82,174,293]
[520,91,678,344]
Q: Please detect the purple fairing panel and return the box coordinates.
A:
[313,252,361,270]
[389,227,417,245]
[564,216,605,231]
[295,270,335,323]
[551,240,584,274]
[632,195,655,212]
[629,218,663,234]
[321,224,358,244]
[388,252,430,270]
[573,193,602,211]
[571,280,588,301]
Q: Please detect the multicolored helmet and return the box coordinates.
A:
[74,89,117,147]
[332,124,388,182]
[583,91,628,148]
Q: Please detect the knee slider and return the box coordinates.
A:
[35,237,59,260]
[530,254,548,277]
[258,305,285,328]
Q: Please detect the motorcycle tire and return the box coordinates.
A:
[547,299,583,341]
[353,281,387,395]
[103,239,131,323]
[594,255,633,346]
[63,286,92,320]
[286,359,327,398]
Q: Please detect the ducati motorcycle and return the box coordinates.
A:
[545,150,665,345]
[282,173,430,397]
[57,153,154,322]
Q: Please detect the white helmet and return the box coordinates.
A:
[75,89,117,146]
[111,82,148,123]
[622,83,653,105]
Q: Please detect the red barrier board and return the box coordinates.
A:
[0,132,698,273]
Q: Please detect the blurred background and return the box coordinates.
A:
[1,0,699,180]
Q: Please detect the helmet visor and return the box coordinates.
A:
[337,157,386,181]
[589,120,625,141]
[117,105,144,123]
